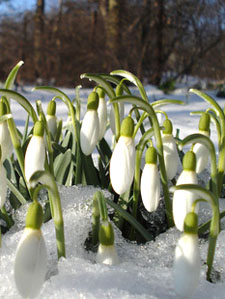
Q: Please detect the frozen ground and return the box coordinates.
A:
[1,83,225,298]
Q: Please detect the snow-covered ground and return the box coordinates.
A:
[1,83,225,298]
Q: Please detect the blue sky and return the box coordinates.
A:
[0,0,59,15]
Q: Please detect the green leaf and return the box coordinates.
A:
[105,198,153,241]
[152,99,184,108]
[7,178,27,205]
[110,70,148,101]
[80,73,116,99]
[0,89,38,122]
[54,149,72,184]
[100,74,132,95]
[4,61,24,90]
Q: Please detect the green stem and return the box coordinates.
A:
[0,205,14,228]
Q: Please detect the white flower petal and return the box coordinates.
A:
[14,228,47,298]
[110,136,135,195]
[193,143,209,174]
[97,97,107,140]
[0,121,13,162]
[46,115,57,139]
[174,233,201,297]
[96,244,119,265]
[173,170,198,231]
[25,136,45,182]
[0,161,7,209]
[80,110,99,155]
[141,163,160,212]
[162,134,179,180]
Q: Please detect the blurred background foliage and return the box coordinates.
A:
[0,0,224,87]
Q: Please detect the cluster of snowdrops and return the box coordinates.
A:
[0,61,225,298]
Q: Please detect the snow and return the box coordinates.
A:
[1,83,225,298]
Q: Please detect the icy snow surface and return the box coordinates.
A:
[1,84,225,298]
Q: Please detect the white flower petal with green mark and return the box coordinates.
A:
[96,244,119,265]
[141,163,160,212]
[97,97,107,140]
[14,228,47,298]
[173,233,201,297]
[0,121,13,162]
[162,134,179,180]
[25,136,45,182]
[80,110,99,155]
[173,170,198,231]
[110,136,135,195]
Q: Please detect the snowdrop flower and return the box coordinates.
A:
[96,221,119,265]
[141,146,160,212]
[162,119,179,180]
[46,100,57,140]
[25,121,45,183]
[14,201,47,298]
[97,88,107,141]
[80,91,100,155]
[193,112,210,174]
[0,146,7,209]
[0,101,13,162]
[173,151,198,231]
[174,212,201,298]
[110,116,135,195]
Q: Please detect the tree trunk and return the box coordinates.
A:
[34,0,45,79]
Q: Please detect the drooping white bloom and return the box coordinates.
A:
[46,114,57,139]
[96,243,119,265]
[193,130,210,174]
[162,119,179,180]
[173,151,198,231]
[110,135,135,195]
[173,212,201,298]
[97,90,107,141]
[24,121,45,183]
[140,147,160,212]
[14,201,47,298]
[0,101,13,162]
[0,160,7,209]
[80,92,100,155]
[96,221,119,266]
[14,228,47,298]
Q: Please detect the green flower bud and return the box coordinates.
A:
[184,212,198,234]
[120,116,134,137]
[26,201,43,230]
[145,146,157,164]
[33,121,44,137]
[0,101,7,116]
[163,119,173,135]
[199,112,210,132]
[87,92,99,110]
[99,221,114,246]
[97,88,105,99]
[116,84,123,96]
[183,151,196,171]
[47,100,56,116]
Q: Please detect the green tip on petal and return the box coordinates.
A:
[99,221,114,246]
[47,100,56,116]
[115,84,123,96]
[26,201,43,230]
[0,101,7,116]
[145,146,157,164]
[183,151,196,171]
[97,88,105,98]
[184,212,198,234]
[199,112,210,132]
[120,116,134,137]
[163,119,173,135]
[87,91,99,110]
[33,121,44,137]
